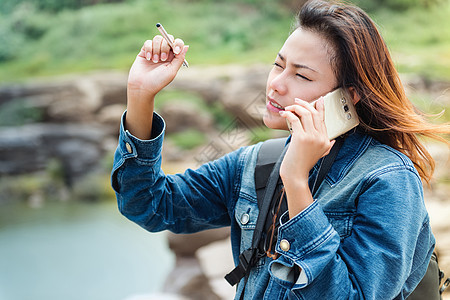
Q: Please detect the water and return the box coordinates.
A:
[0,200,174,300]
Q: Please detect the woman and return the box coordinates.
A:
[111,0,449,298]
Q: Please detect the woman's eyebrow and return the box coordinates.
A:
[278,53,318,73]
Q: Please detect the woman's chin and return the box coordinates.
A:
[263,114,288,131]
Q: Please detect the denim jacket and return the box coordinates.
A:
[112,112,435,300]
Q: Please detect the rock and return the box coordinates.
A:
[167,228,230,257]
[98,104,126,131]
[0,123,108,185]
[170,65,234,104]
[196,237,236,300]
[162,256,221,300]
[0,80,76,107]
[218,65,270,127]
[0,71,127,124]
[158,101,214,134]
[0,125,46,174]
[163,229,230,300]
[0,72,127,185]
[170,64,271,127]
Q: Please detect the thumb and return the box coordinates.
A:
[170,45,189,70]
[322,139,336,157]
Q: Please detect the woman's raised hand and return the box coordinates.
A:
[127,35,189,102]
[125,35,188,140]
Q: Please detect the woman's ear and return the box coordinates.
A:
[348,87,361,105]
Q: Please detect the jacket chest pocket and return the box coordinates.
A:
[234,196,259,253]
[325,211,354,240]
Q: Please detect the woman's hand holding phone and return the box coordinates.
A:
[279,97,335,218]
[126,35,189,140]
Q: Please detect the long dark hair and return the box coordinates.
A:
[297,0,449,184]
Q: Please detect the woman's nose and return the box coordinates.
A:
[269,72,287,95]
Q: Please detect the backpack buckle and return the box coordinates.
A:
[440,277,450,294]
[224,248,256,286]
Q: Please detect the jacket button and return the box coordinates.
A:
[279,239,290,252]
[240,213,249,225]
[125,142,132,153]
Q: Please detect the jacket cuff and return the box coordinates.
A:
[269,201,339,288]
[276,201,334,259]
[116,110,165,161]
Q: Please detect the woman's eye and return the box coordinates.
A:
[296,73,312,81]
[273,62,283,69]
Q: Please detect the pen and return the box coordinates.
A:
[156,23,189,68]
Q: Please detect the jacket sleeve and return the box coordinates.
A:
[111,111,243,234]
[268,165,435,299]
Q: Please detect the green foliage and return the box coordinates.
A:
[0,175,45,202]
[0,0,125,13]
[250,126,278,143]
[71,172,115,201]
[167,129,207,150]
[155,90,205,111]
[0,3,52,62]
[352,0,442,11]
[0,0,291,80]
[0,99,44,126]
[0,0,448,81]
[374,3,450,79]
[0,23,24,62]
[0,162,66,204]
[0,158,115,204]
[208,102,236,130]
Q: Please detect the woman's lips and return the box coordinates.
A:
[266,98,285,113]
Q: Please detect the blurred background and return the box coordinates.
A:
[0,0,448,299]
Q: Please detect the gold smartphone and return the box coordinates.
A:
[286,88,360,140]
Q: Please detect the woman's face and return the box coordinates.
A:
[264,27,338,130]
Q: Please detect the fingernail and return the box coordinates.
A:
[146,52,151,61]
[160,52,167,61]
[294,98,302,103]
[174,46,181,54]
[152,54,159,63]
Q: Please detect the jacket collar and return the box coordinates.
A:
[308,128,372,186]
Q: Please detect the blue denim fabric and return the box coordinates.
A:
[112,111,435,299]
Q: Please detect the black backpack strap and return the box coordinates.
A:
[251,142,289,250]
[225,139,289,287]
[311,137,345,196]
[255,137,288,210]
